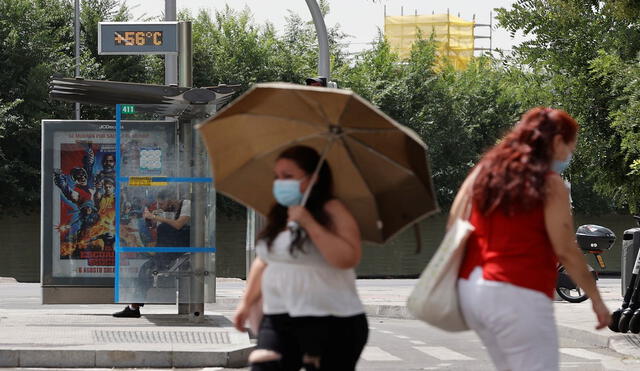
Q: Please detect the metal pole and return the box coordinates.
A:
[473,14,476,57]
[74,0,80,120]
[489,11,493,55]
[246,208,255,277]
[246,209,266,276]
[165,0,178,86]
[190,121,206,321]
[447,8,451,59]
[178,22,193,87]
[176,21,203,320]
[305,0,330,80]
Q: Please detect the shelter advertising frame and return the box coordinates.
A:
[41,119,178,302]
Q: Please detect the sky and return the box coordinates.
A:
[125,0,526,54]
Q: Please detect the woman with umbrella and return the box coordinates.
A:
[198,82,439,369]
[455,107,611,371]
[233,145,368,371]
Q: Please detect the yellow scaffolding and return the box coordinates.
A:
[384,14,475,70]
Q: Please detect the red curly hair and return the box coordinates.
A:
[473,107,579,215]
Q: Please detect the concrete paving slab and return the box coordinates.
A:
[0,306,254,367]
[19,349,95,368]
[172,351,227,367]
[553,278,640,359]
[95,350,172,368]
[0,349,18,367]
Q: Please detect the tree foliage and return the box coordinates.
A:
[335,38,522,207]
[496,0,640,213]
[2,0,638,217]
[0,0,160,214]
[0,0,75,213]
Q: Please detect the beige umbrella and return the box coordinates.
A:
[196,82,439,244]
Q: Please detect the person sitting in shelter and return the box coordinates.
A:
[113,189,191,318]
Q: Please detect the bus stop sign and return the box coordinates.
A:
[98,22,179,55]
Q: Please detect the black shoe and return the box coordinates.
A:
[113,306,141,318]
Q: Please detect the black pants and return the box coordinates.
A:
[251,313,368,371]
[134,222,190,302]
[134,252,186,301]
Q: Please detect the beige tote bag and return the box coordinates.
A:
[407,168,479,332]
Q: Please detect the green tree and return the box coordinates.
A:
[0,0,159,213]
[0,0,75,213]
[496,0,640,213]
[337,37,524,207]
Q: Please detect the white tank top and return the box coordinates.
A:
[256,230,365,317]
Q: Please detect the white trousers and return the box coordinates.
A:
[458,267,559,371]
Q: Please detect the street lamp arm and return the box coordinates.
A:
[305,0,330,80]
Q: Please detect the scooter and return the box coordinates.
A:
[556,225,615,303]
[618,269,640,333]
[609,247,640,332]
[618,216,640,333]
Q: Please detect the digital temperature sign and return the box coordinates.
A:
[114,31,163,47]
[98,22,178,55]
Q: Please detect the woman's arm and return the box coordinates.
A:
[288,199,361,269]
[143,207,189,230]
[154,214,189,230]
[233,257,267,332]
[545,174,611,329]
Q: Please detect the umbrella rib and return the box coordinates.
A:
[293,90,332,124]
[342,127,401,133]
[339,137,384,234]
[345,136,419,177]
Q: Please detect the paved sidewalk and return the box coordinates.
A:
[0,277,638,368]
[553,278,640,360]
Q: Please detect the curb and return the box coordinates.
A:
[0,346,255,368]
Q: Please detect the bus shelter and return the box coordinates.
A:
[114,104,216,315]
[42,101,222,317]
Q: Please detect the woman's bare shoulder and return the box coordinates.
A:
[323,198,349,214]
[545,172,565,189]
[545,172,569,199]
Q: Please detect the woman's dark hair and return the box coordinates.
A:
[156,189,175,202]
[258,145,334,253]
[473,107,579,216]
[156,189,182,217]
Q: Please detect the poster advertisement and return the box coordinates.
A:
[46,121,176,280]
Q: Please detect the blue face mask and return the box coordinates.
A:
[552,152,573,174]
[273,179,303,207]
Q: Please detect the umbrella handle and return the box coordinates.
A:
[287,220,307,247]
[288,140,334,244]
[287,220,300,231]
[300,140,335,207]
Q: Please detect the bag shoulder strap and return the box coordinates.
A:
[448,166,482,227]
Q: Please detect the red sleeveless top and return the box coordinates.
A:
[458,203,558,299]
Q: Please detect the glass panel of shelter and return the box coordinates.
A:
[114,104,216,306]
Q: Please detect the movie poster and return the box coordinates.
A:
[50,123,175,279]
